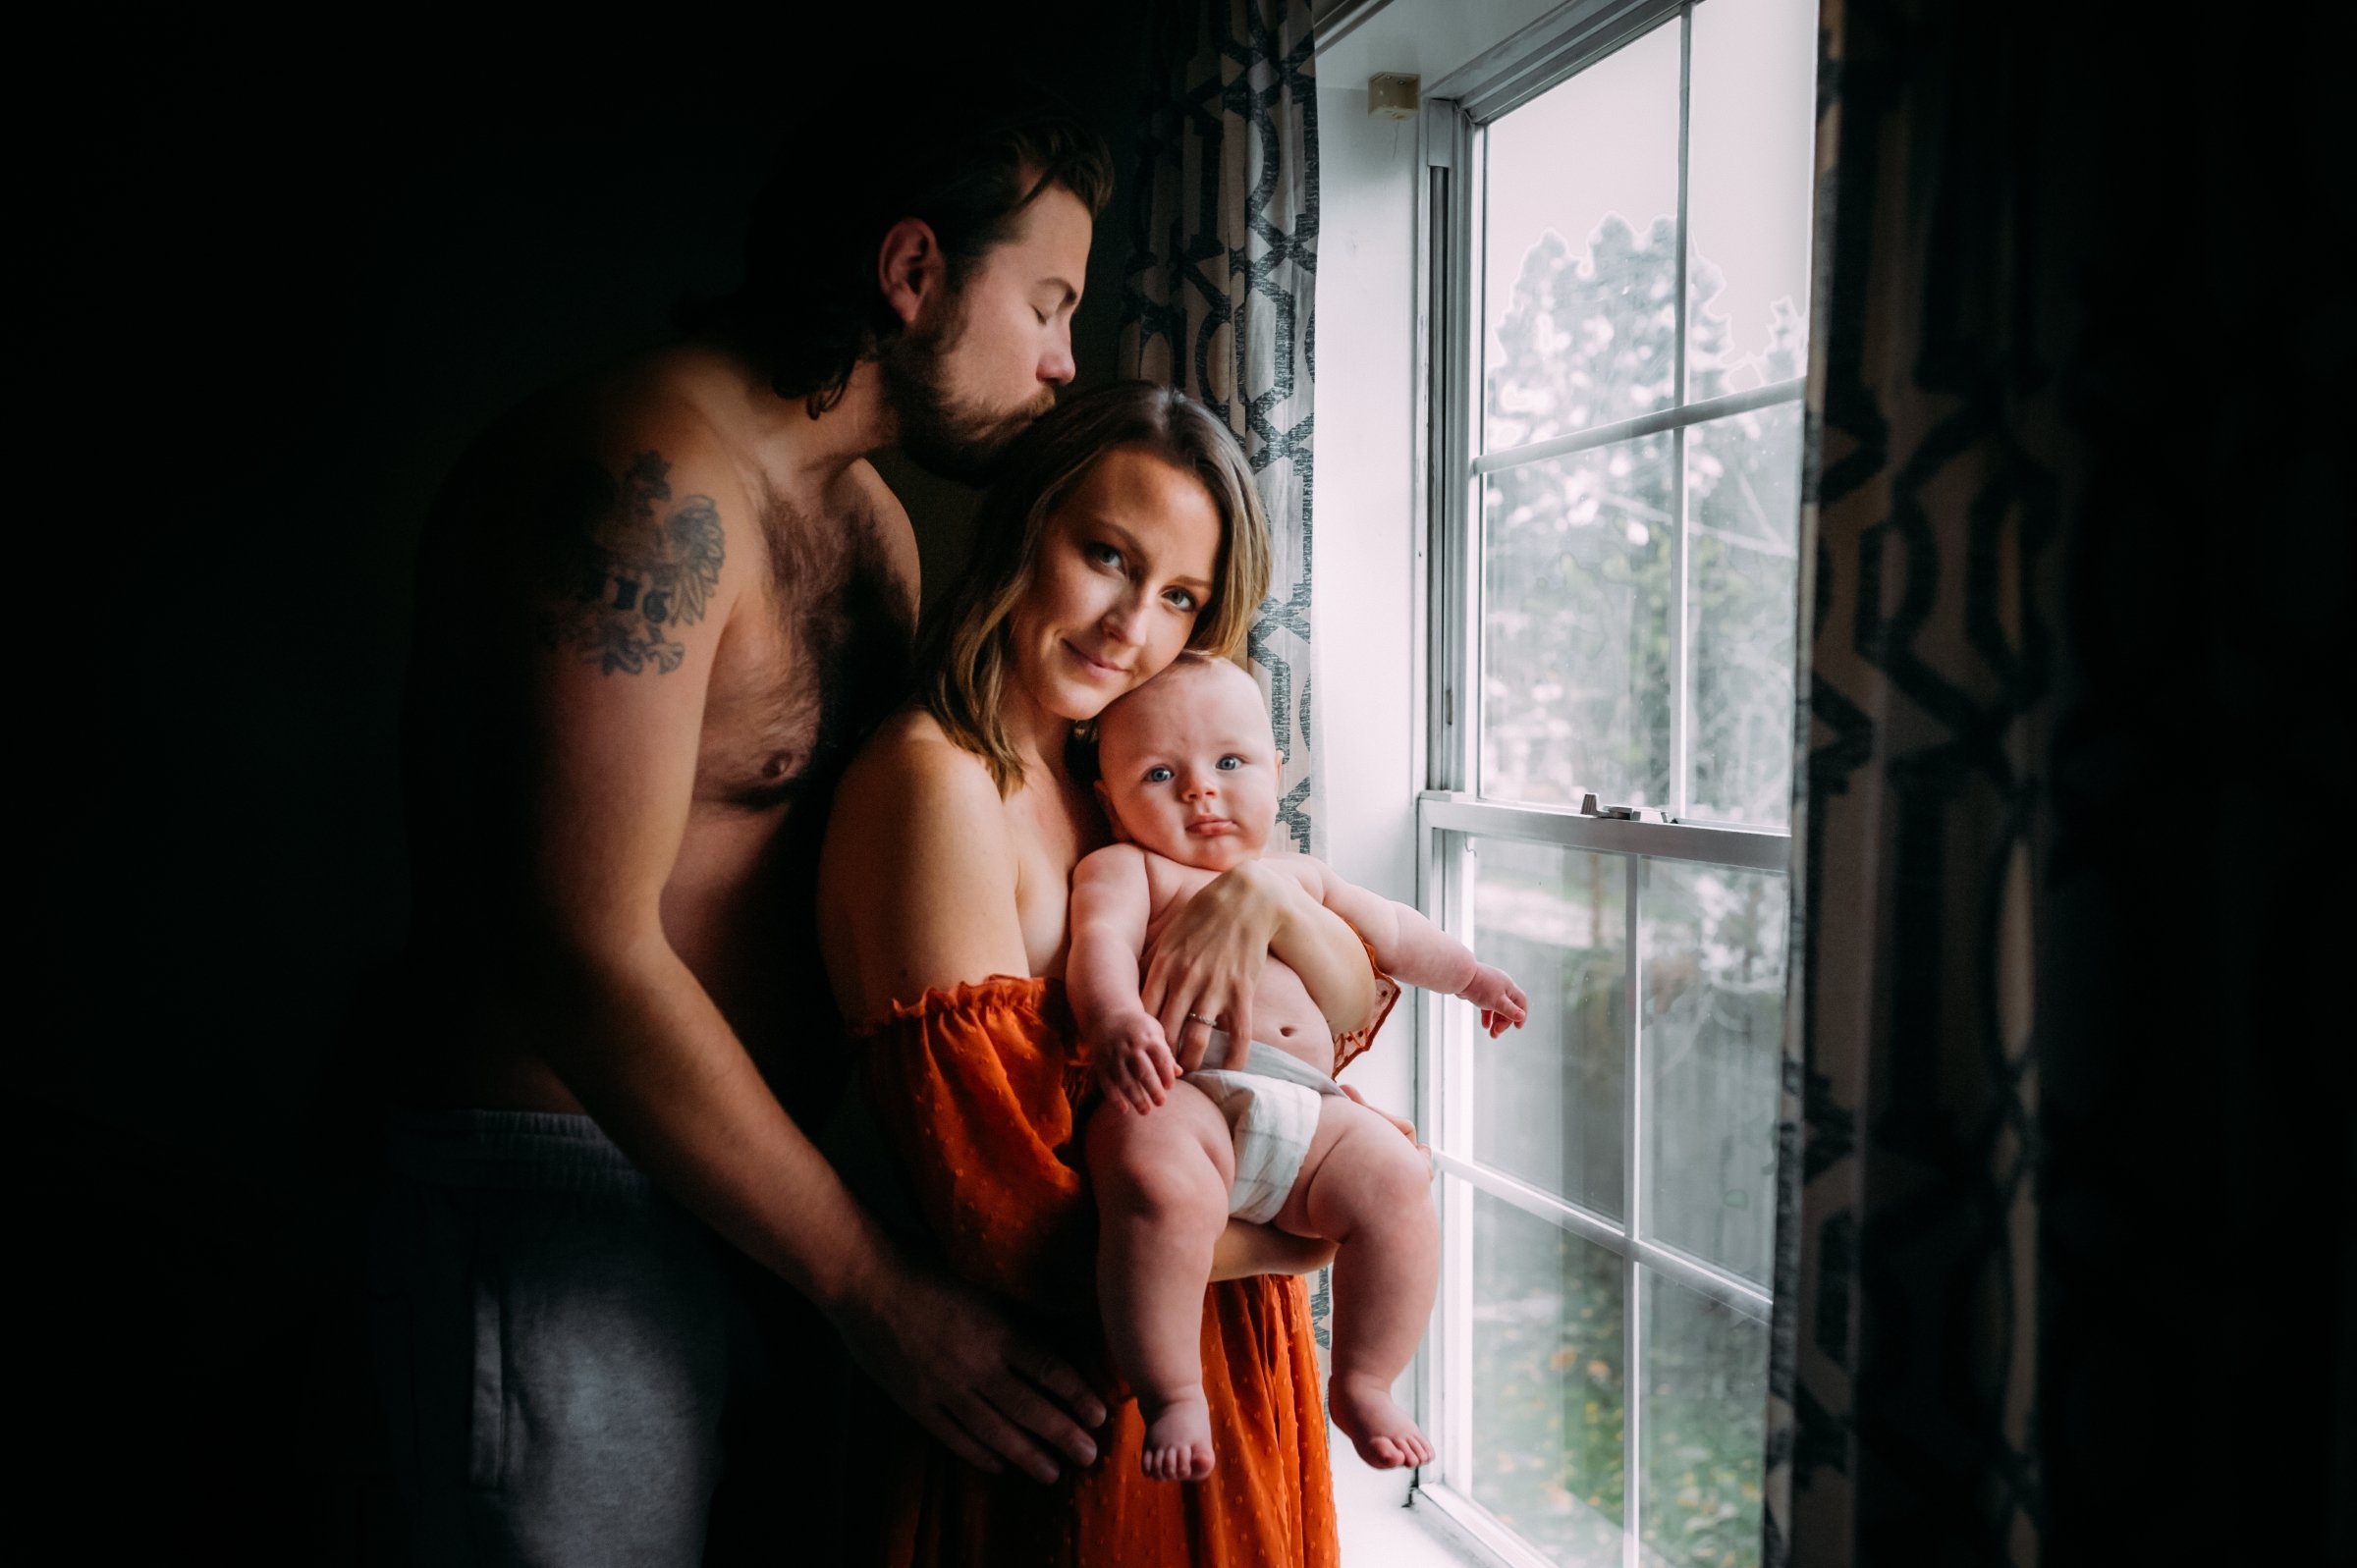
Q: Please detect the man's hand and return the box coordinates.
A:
[1096,1012,1179,1114]
[1460,962,1529,1039]
[834,1258,1108,1483]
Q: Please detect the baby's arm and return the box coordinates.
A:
[1300,862,1530,1038]
[1069,845,1180,1112]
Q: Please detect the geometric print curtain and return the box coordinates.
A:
[1120,0,1322,855]
[1759,2,2357,1564]
[1763,1,2357,1563]
[1763,0,2056,1558]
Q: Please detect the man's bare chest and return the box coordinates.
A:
[695,503,914,809]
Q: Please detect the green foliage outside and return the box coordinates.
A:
[1460,209,1798,1566]
[1481,214,1803,829]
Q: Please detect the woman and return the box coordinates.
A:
[818,381,1382,1566]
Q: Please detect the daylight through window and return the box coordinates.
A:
[1414,3,1816,1565]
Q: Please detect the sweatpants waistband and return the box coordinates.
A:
[381,1108,655,1197]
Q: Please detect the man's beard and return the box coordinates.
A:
[879,301,1055,486]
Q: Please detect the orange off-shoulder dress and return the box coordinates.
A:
[850,974,1394,1568]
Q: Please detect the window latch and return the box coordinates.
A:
[1578,792,1672,825]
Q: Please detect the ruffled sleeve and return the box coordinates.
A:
[854,976,1096,1310]
[1332,942,1403,1078]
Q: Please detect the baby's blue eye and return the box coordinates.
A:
[1217,755,1242,771]
[1145,766,1174,784]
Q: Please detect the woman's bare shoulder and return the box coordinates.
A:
[829,709,1011,868]
[822,709,1031,1011]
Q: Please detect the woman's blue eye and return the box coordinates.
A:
[1145,766,1174,784]
[1087,542,1123,568]
[1164,587,1199,612]
[1217,755,1242,771]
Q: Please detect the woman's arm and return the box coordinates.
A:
[815,724,1106,1482]
[1210,1220,1338,1281]
[1141,859,1379,1067]
[819,721,1034,1021]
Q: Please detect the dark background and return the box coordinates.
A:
[24,8,2355,1564]
[28,12,1155,1558]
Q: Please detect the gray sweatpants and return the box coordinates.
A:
[365,1110,840,1567]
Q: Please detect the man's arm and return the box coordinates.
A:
[496,437,872,1293]
[1068,846,1178,1113]
[498,438,1099,1482]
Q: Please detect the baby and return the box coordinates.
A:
[1070,653,1527,1482]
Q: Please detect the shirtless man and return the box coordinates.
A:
[375,101,1115,1564]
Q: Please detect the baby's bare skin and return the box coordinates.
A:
[1070,657,1528,1481]
[1135,852,1336,1074]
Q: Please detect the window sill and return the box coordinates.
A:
[1332,1429,1480,1568]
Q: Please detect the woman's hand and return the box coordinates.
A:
[1210,1218,1338,1281]
[1144,861,1378,1068]
[1142,859,1288,1070]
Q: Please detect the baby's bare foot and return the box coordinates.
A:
[1331,1373,1434,1470]
[1139,1392,1217,1482]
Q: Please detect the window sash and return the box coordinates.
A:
[1414,4,1793,1564]
[1417,792,1782,1321]
[1416,800,1783,1567]
[1427,4,1803,826]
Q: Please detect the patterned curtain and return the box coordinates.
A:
[1120,0,1322,855]
[1761,1,2356,1563]
[1762,0,2060,1558]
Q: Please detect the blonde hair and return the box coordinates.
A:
[920,382,1272,795]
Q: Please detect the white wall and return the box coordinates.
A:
[1311,70,1424,1117]
[1316,0,1569,1130]
[1310,6,1571,1552]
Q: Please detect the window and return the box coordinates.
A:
[1411,2,1815,1565]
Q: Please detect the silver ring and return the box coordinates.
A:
[1186,1012,1216,1027]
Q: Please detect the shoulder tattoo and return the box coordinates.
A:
[537,451,726,676]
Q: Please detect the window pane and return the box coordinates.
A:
[1481,437,1674,808]
[1639,1269,1769,1568]
[1686,0,1818,397]
[1640,860,1787,1284]
[1468,837,1625,1217]
[1685,403,1802,826]
[1482,22,1681,454]
[1470,1188,1627,1566]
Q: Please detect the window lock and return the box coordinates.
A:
[1578,792,1672,825]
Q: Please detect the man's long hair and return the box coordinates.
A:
[922,382,1273,796]
[685,84,1113,415]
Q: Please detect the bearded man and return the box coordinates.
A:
[373,99,1114,1565]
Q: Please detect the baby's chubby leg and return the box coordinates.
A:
[1084,1082,1237,1483]
[1272,1097,1439,1469]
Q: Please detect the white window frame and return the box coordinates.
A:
[1407,3,1798,1564]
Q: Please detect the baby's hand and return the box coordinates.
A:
[1459,963,1529,1039]
[1095,1013,1179,1114]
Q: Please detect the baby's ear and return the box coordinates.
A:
[1093,780,1132,843]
